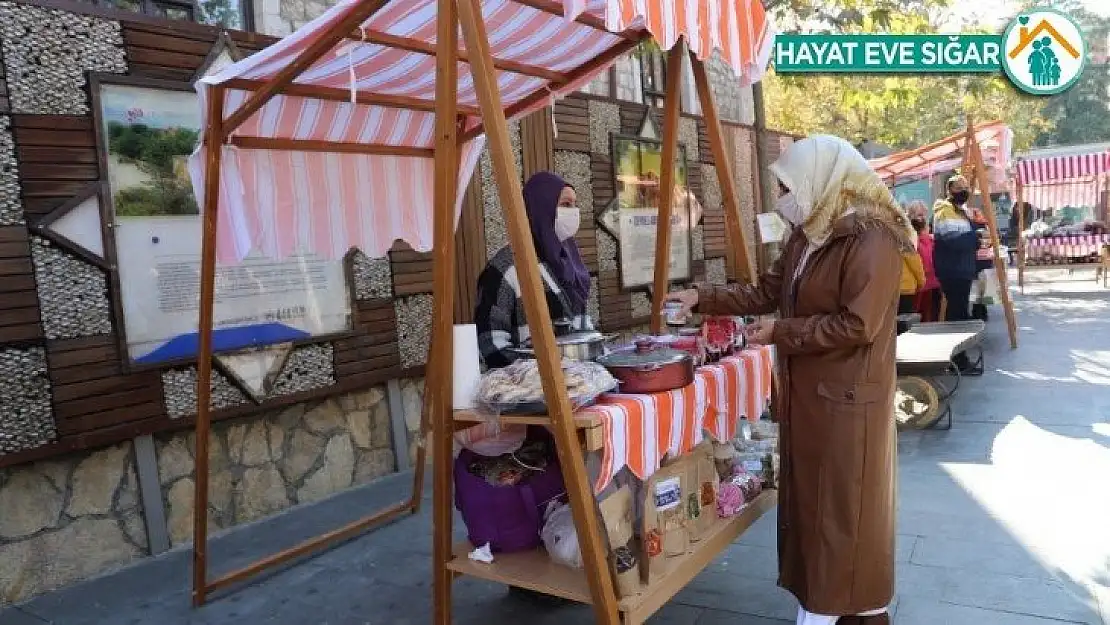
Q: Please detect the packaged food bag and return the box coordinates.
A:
[641,463,688,584]
[686,442,720,543]
[599,486,640,598]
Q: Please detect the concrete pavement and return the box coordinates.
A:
[3,269,1108,625]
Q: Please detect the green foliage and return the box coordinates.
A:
[763,1,1058,151]
[107,121,199,217]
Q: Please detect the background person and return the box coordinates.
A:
[473,171,592,368]
[667,135,909,625]
[899,229,926,315]
[911,213,942,322]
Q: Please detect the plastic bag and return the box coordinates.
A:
[981,269,999,305]
[475,358,617,418]
[540,500,582,569]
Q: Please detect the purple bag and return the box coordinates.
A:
[454,447,566,553]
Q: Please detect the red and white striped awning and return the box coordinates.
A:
[868,122,1013,186]
[1016,151,1110,185]
[189,0,776,264]
[1021,178,1101,211]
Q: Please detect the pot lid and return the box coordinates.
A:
[523,331,607,347]
[597,339,691,368]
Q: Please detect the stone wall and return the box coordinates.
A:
[0,442,144,605]
[0,385,413,605]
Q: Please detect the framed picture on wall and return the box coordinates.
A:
[89,74,353,368]
[599,122,698,290]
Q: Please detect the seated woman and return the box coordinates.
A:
[474,171,592,368]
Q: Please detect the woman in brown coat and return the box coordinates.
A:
[668,135,910,625]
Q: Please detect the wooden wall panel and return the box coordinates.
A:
[553,98,589,153]
[0,55,9,113]
[454,172,485,324]
[121,22,273,80]
[389,245,434,296]
[332,299,401,383]
[46,335,164,437]
[0,226,41,343]
[12,115,100,218]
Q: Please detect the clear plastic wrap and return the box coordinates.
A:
[541,500,582,569]
[475,358,618,417]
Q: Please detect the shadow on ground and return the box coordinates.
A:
[2,269,1107,625]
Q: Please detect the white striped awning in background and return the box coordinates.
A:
[1021,178,1101,212]
[868,122,1013,185]
[188,0,776,264]
[1016,151,1110,185]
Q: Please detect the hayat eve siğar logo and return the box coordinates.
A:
[1001,8,1087,95]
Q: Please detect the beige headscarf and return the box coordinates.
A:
[768,135,914,251]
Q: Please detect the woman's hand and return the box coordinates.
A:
[665,289,699,317]
[744,320,775,345]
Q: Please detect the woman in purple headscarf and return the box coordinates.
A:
[475,171,592,368]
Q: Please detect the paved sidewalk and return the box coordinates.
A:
[3,269,1109,625]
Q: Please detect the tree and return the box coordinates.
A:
[1019,0,1110,146]
[762,6,1055,151]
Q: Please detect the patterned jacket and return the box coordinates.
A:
[932,198,980,282]
[474,246,594,369]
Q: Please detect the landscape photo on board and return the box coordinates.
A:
[99,83,201,218]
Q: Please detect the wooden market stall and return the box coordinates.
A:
[869,121,1020,349]
[185,0,776,622]
[1013,150,1110,291]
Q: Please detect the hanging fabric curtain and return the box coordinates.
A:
[187,0,776,265]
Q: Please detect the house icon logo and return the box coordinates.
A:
[1001,8,1087,95]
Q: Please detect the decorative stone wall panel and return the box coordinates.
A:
[0,115,21,226]
[162,368,250,419]
[269,344,335,397]
[587,100,620,154]
[692,224,705,261]
[350,251,393,300]
[706,257,727,285]
[394,293,432,369]
[0,347,54,456]
[679,118,700,162]
[481,120,523,259]
[0,2,126,115]
[587,276,600,325]
[30,236,112,340]
[553,150,592,210]
[597,229,618,272]
[630,292,651,318]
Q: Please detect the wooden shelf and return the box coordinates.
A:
[453,408,605,451]
[445,489,778,620]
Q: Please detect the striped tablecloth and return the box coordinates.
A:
[584,346,775,493]
[1025,234,1110,263]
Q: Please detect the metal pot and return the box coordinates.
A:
[510,331,616,362]
[596,339,695,394]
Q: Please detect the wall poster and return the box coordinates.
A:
[599,133,698,289]
[94,77,352,365]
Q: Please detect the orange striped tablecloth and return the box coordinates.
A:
[584,345,775,493]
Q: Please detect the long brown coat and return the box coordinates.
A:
[698,213,900,615]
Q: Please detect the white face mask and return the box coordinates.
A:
[775,192,804,226]
[555,206,580,242]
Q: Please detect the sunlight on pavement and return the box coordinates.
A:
[941,416,1110,607]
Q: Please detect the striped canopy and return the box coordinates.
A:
[868,122,1014,188]
[189,0,775,264]
[1016,151,1110,185]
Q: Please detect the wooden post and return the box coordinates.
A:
[691,54,755,284]
[751,82,776,272]
[648,40,686,335]
[966,124,1018,348]
[430,1,459,623]
[192,85,226,607]
[1016,179,1026,293]
[455,0,621,623]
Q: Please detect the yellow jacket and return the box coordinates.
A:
[900,252,925,295]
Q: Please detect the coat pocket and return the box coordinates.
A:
[816,380,884,405]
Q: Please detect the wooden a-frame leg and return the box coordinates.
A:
[690,53,756,284]
[648,40,686,334]
[431,0,460,624]
[192,85,226,607]
[456,0,621,622]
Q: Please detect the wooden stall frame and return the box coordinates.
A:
[870,121,1018,349]
[189,2,759,622]
[963,119,1019,349]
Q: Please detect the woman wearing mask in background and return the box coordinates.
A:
[931,174,980,370]
[474,172,592,369]
[667,135,908,625]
